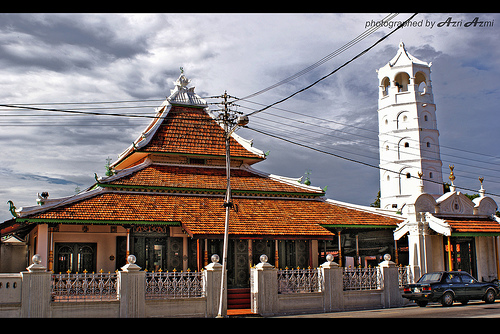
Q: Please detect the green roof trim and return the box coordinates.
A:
[97,182,324,197]
[15,218,181,226]
[136,150,264,160]
[451,232,500,237]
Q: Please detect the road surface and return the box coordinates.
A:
[273,300,500,318]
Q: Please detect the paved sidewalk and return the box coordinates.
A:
[272,300,500,318]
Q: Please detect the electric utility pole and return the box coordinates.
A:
[214,91,248,318]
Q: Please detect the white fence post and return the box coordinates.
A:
[118,255,145,318]
[204,254,224,318]
[379,254,403,308]
[320,255,344,312]
[20,255,52,318]
[251,254,277,316]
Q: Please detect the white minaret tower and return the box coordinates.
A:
[377,42,443,211]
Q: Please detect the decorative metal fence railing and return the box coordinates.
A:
[51,271,118,302]
[277,268,322,294]
[343,267,381,291]
[145,270,205,299]
[398,265,412,287]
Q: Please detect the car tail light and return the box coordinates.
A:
[404,287,411,292]
[422,286,432,291]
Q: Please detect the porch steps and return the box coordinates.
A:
[227,288,251,309]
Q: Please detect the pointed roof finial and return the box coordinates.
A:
[304,170,311,186]
[449,165,456,192]
[418,171,424,193]
[479,177,485,197]
[168,70,207,107]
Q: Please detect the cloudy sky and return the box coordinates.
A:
[1,13,499,222]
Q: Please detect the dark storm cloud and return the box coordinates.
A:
[1,13,500,222]
[0,167,79,186]
[0,14,153,72]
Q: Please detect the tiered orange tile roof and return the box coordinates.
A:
[21,192,337,239]
[2,74,408,240]
[113,105,265,170]
[142,107,262,160]
[102,164,323,197]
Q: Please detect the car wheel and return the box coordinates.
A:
[441,292,454,307]
[484,289,496,304]
[417,300,428,307]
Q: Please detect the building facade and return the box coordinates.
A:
[377,42,444,211]
[1,72,403,304]
[378,43,500,282]
[3,43,497,310]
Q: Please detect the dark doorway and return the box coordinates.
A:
[277,240,309,269]
[116,236,127,270]
[132,235,186,272]
[54,243,97,273]
[228,239,249,288]
[445,237,477,278]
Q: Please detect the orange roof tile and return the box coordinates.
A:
[141,106,263,160]
[104,164,323,196]
[445,217,500,235]
[20,191,403,239]
[22,192,333,239]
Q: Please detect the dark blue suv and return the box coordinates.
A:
[402,271,499,307]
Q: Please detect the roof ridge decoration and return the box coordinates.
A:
[167,70,207,107]
[11,187,106,219]
[241,164,325,194]
[111,72,265,170]
[389,41,430,67]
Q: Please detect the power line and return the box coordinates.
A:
[244,125,500,198]
[245,13,419,117]
[2,96,498,175]
[237,13,400,101]
[0,103,165,119]
[7,99,165,106]
[238,102,500,175]
[249,119,500,185]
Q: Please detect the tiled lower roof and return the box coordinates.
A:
[18,191,402,239]
[444,217,500,235]
[103,164,323,197]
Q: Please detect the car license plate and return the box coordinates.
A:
[414,287,420,293]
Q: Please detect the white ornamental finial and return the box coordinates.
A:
[479,177,485,197]
[167,68,207,106]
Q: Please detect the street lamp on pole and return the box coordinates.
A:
[215,91,248,318]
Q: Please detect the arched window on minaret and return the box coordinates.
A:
[381,77,390,96]
[394,72,410,92]
[415,71,428,94]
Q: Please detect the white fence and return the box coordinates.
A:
[0,255,222,318]
[343,267,381,290]
[51,271,118,301]
[251,256,407,316]
[0,254,409,317]
[277,268,322,294]
[145,271,205,299]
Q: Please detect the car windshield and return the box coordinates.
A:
[418,273,442,283]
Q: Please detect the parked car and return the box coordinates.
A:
[402,271,499,307]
